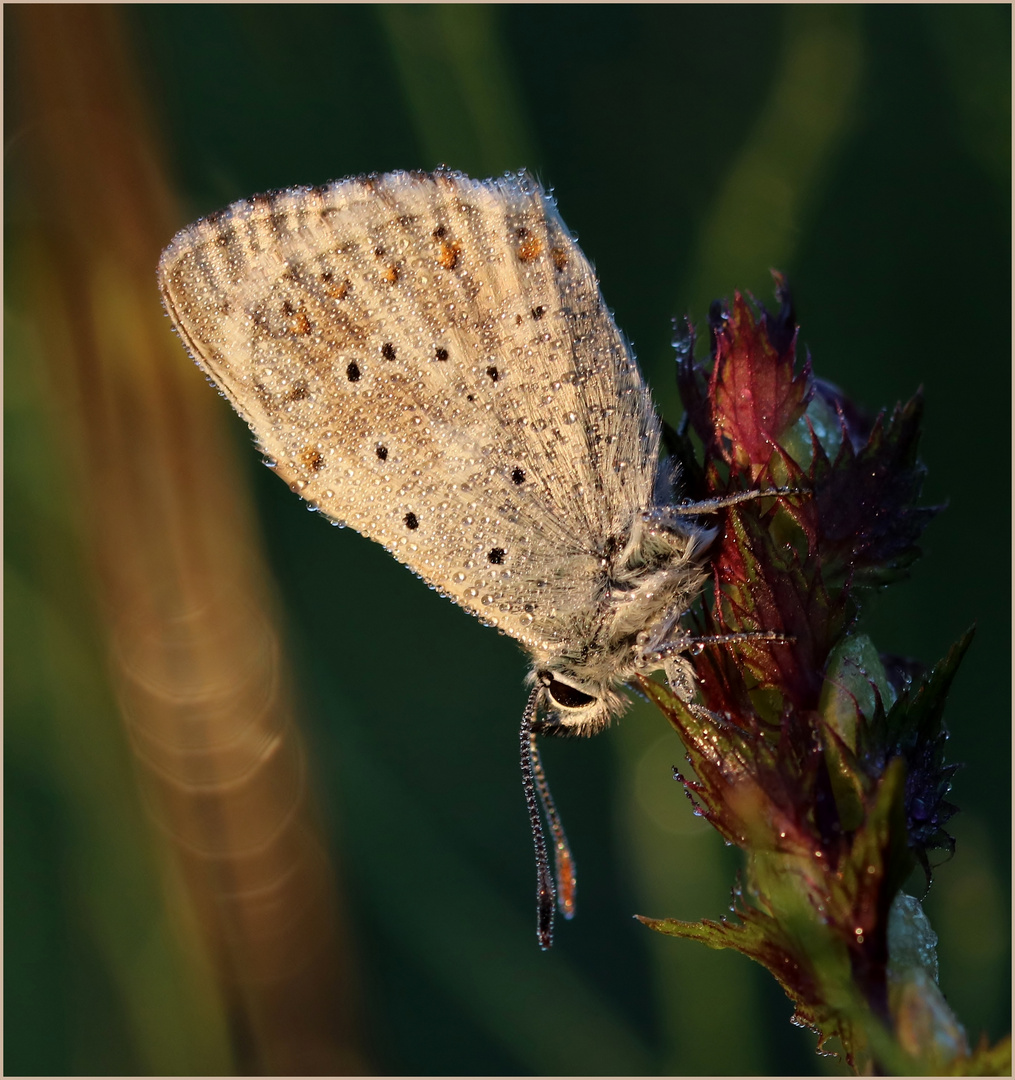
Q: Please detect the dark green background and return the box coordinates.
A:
[6,5,1010,1075]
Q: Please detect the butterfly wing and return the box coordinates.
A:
[158,170,660,661]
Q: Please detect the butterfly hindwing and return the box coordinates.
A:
[158,170,660,658]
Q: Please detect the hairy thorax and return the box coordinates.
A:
[530,511,718,735]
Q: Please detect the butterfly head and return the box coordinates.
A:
[529,665,627,738]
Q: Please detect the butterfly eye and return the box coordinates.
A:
[538,671,597,710]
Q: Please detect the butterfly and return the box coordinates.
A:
[158,168,781,947]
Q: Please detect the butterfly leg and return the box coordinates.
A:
[669,485,808,517]
[640,631,791,728]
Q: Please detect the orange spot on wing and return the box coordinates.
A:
[517,236,543,262]
[300,448,324,472]
[437,240,461,270]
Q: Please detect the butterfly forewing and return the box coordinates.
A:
[158,170,660,658]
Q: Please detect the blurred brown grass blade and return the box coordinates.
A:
[10,6,366,1073]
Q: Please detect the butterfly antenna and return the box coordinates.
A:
[521,687,568,949]
[530,727,577,924]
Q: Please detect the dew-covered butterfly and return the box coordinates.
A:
[158,168,784,947]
